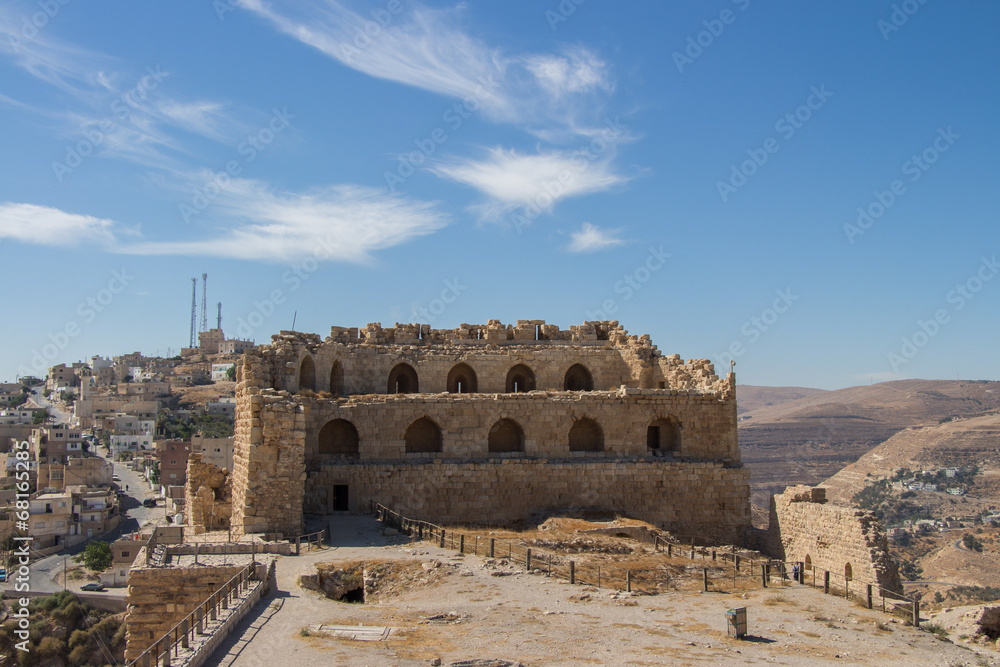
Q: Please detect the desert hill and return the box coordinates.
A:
[820,412,1000,505]
[737,379,1000,508]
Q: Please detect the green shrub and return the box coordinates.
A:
[68,628,89,649]
[68,643,91,666]
[35,636,66,658]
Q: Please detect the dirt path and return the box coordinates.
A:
[208,515,998,666]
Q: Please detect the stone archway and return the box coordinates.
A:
[488,418,524,453]
[569,418,603,451]
[300,356,316,392]
[447,363,478,393]
[505,364,536,393]
[564,364,593,391]
[647,417,681,454]
[405,417,442,453]
[387,363,419,394]
[317,419,359,457]
[330,360,344,396]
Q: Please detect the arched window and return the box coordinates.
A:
[447,363,478,394]
[505,364,536,393]
[488,419,524,453]
[299,356,316,392]
[329,360,344,396]
[564,364,593,391]
[845,562,853,581]
[405,417,442,453]
[568,418,603,451]
[317,419,359,457]
[647,417,681,454]
[387,363,419,394]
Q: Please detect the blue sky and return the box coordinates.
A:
[1,0,997,390]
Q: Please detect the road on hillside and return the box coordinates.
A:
[22,450,168,596]
[29,386,72,424]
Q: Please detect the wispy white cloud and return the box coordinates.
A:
[236,0,614,138]
[0,18,251,167]
[430,146,630,221]
[1,181,448,263]
[0,202,123,246]
[567,223,625,253]
[155,100,237,143]
[119,179,448,263]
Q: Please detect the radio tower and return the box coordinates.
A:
[189,277,197,348]
[217,302,222,330]
[200,273,208,332]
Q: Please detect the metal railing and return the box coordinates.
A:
[291,528,328,555]
[125,562,259,667]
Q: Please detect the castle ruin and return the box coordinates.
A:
[219,320,752,542]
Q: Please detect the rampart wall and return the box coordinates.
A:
[765,486,902,592]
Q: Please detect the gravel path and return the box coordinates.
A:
[208,515,999,666]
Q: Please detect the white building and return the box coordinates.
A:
[211,363,236,382]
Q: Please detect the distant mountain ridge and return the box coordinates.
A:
[736,379,1000,508]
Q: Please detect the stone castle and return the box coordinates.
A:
[209,320,751,542]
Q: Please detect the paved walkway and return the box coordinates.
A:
[206,515,422,666]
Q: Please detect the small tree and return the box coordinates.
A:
[962,534,984,552]
[82,541,113,571]
[32,409,50,425]
[226,365,236,381]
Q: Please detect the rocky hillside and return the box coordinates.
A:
[737,380,1000,508]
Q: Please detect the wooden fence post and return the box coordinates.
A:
[913,599,920,628]
[459,534,465,553]
[489,538,495,558]
[526,548,532,570]
[440,530,446,548]
[867,584,873,609]
[711,550,716,561]
[761,564,767,587]
[703,568,709,592]
[667,544,672,557]
[626,570,632,592]
[569,561,575,584]
[824,571,830,595]
[735,554,740,571]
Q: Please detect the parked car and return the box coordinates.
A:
[81,582,105,592]
[111,474,121,482]
[142,498,158,508]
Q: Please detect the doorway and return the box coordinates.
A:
[333,485,350,512]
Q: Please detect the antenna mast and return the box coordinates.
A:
[200,273,208,332]
[189,278,197,348]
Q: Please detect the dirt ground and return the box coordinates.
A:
[207,515,999,667]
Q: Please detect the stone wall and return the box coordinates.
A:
[185,454,232,532]
[124,563,250,660]
[295,388,738,463]
[306,459,750,542]
[765,486,902,593]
